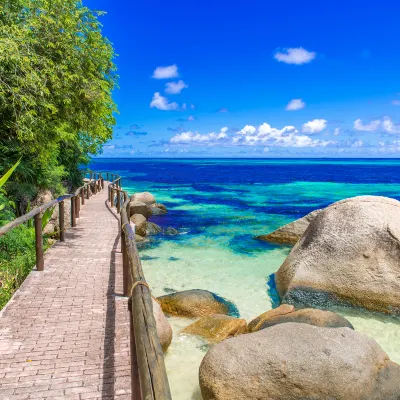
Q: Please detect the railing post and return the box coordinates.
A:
[71,197,76,227]
[106,172,109,181]
[101,178,104,189]
[81,188,85,205]
[111,188,114,208]
[90,171,93,180]
[127,202,131,219]
[117,190,121,213]
[34,214,44,271]
[93,182,97,195]
[59,201,65,242]
[75,196,80,218]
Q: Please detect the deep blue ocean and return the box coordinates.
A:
[89,158,400,399]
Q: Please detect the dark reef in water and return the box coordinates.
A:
[211,292,240,318]
[267,273,281,309]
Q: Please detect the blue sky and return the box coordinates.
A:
[86,0,400,158]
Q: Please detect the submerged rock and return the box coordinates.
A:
[248,304,295,332]
[157,289,235,318]
[131,191,156,206]
[276,196,400,314]
[182,314,247,343]
[149,204,167,216]
[256,209,322,245]
[146,221,162,236]
[152,299,172,352]
[130,214,147,237]
[165,227,179,236]
[129,200,150,219]
[257,308,353,331]
[199,323,400,400]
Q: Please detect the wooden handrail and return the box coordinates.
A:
[108,177,172,400]
[0,172,104,273]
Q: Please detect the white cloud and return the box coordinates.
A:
[353,118,381,131]
[152,64,179,79]
[170,127,228,144]
[150,92,179,111]
[187,115,195,121]
[352,140,364,147]
[333,128,340,136]
[182,103,187,110]
[382,117,400,133]
[286,98,305,111]
[302,119,327,134]
[274,47,316,65]
[234,122,334,148]
[392,100,400,106]
[165,80,188,94]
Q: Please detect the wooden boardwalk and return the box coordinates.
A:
[0,186,132,399]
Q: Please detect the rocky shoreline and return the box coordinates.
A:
[133,192,400,399]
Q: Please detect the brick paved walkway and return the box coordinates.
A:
[0,186,131,399]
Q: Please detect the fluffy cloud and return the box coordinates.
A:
[188,115,195,121]
[302,119,327,134]
[234,122,334,148]
[382,117,400,133]
[274,47,316,65]
[392,100,400,106]
[165,80,188,94]
[150,92,179,111]
[170,128,228,144]
[152,64,179,79]
[333,128,340,136]
[353,118,381,131]
[286,98,305,111]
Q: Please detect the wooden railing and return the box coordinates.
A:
[0,171,104,271]
[108,177,172,400]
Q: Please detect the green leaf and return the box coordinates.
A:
[0,158,21,189]
[42,206,55,231]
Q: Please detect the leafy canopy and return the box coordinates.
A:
[0,0,117,205]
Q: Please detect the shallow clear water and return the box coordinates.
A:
[90,158,400,399]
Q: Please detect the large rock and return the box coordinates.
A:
[256,308,353,331]
[146,222,162,236]
[131,191,156,206]
[257,209,322,245]
[130,214,147,237]
[129,200,150,219]
[149,205,167,216]
[182,314,247,343]
[247,304,294,332]
[152,299,172,352]
[199,323,400,400]
[276,196,400,314]
[33,189,53,207]
[157,289,235,318]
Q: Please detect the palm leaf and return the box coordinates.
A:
[0,158,21,188]
[42,206,55,231]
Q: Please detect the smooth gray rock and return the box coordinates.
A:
[256,209,322,245]
[131,191,156,205]
[165,227,179,236]
[152,299,172,352]
[149,205,167,215]
[276,196,400,314]
[130,214,147,237]
[146,222,162,236]
[200,322,400,400]
[129,200,150,219]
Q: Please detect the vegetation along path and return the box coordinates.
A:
[0,185,131,399]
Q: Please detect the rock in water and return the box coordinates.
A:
[157,289,235,318]
[149,205,167,215]
[130,214,147,237]
[276,196,400,314]
[152,299,172,352]
[165,227,179,236]
[256,308,353,331]
[248,304,294,332]
[256,209,322,245]
[146,222,162,236]
[199,323,400,400]
[129,200,150,219]
[131,191,156,205]
[182,314,247,343]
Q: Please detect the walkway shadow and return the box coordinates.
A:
[101,214,121,398]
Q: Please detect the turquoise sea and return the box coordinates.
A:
[90,158,400,399]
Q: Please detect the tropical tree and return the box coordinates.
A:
[0,0,117,208]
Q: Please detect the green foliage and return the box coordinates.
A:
[42,206,55,231]
[0,224,48,309]
[0,158,20,223]
[0,0,118,205]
